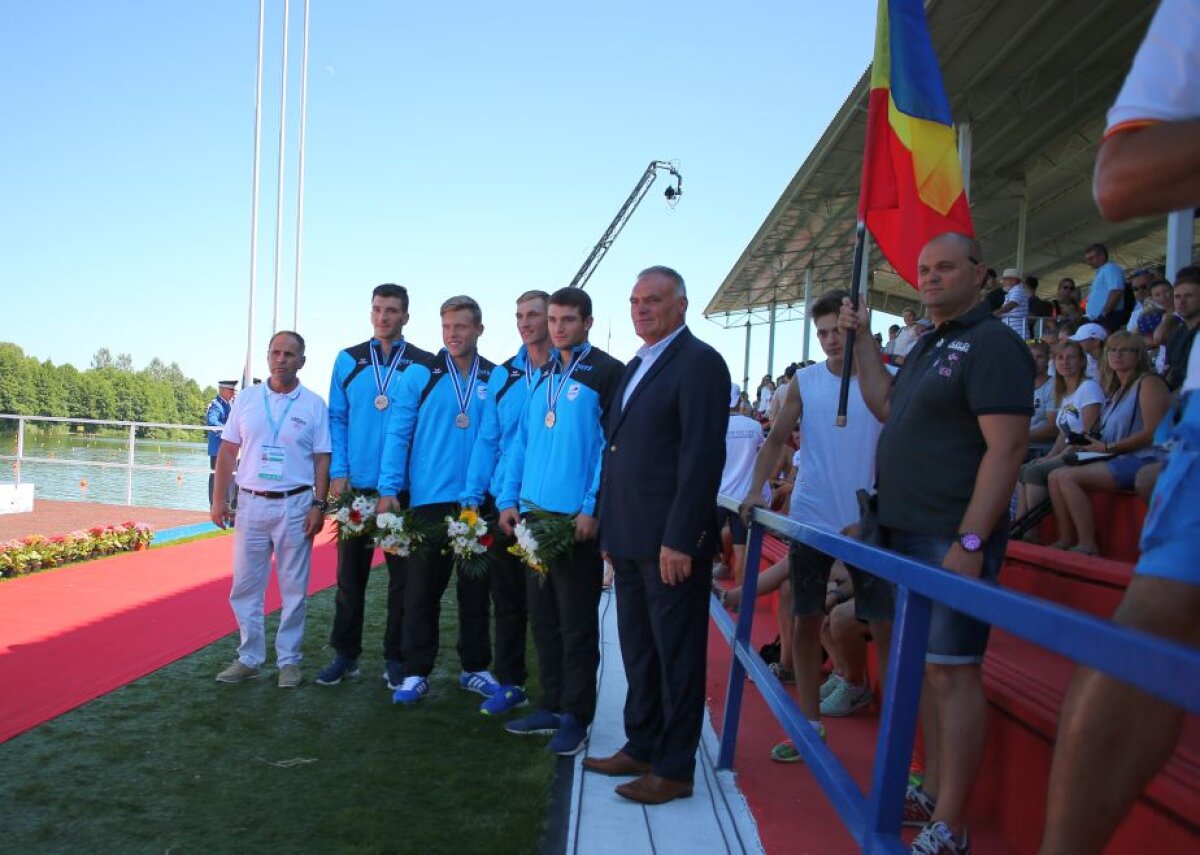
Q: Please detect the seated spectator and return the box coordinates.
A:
[1053,278,1085,324]
[883,324,901,357]
[995,268,1030,338]
[1016,340,1104,522]
[1069,322,1108,378]
[1125,268,1155,332]
[1163,267,1200,391]
[818,563,874,718]
[1047,331,1170,554]
[1139,279,1173,348]
[1028,342,1057,457]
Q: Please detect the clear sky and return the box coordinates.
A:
[0,1,889,400]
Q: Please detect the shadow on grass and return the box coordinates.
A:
[0,571,556,854]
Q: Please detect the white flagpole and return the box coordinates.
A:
[244,0,266,389]
[292,0,311,332]
[271,0,291,333]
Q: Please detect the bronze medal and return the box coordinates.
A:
[374,394,389,410]
[544,411,556,429]
[455,412,470,429]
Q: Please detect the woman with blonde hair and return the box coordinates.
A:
[1047,331,1170,554]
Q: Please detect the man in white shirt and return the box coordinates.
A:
[891,307,921,365]
[211,331,332,688]
[717,383,765,584]
[1125,268,1155,332]
[995,268,1030,338]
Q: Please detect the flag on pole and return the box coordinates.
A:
[859,0,974,287]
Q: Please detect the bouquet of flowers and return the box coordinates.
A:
[329,491,379,541]
[444,507,494,579]
[507,507,576,580]
[375,510,431,558]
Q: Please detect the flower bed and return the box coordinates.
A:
[0,521,154,578]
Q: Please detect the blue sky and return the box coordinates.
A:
[0,1,883,399]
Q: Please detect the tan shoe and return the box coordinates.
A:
[615,773,694,805]
[278,664,302,689]
[215,659,260,683]
[582,750,652,777]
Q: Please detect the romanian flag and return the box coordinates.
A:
[859,0,974,287]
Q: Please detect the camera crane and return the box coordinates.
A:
[568,160,682,290]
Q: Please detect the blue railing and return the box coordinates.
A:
[712,494,1200,855]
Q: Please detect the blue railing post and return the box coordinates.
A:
[863,585,932,854]
[717,518,765,769]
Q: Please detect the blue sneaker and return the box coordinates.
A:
[391,675,428,704]
[314,655,360,686]
[504,709,561,736]
[547,713,588,756]
[480,685,528,715]
[460,669,500,698]
[383,659,404,691]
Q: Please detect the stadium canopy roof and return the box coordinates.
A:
[704,0,1198,328]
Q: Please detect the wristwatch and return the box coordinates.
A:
[958,532,984,553]
[312,498,328,512]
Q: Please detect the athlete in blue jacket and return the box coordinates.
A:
[479,290,554,716]
[315,283,433,690]
[377,295,501,704]
[498,287,624,754]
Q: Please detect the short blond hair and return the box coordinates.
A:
[440,295,482,325]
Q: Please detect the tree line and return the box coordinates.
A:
[0,343,215,435]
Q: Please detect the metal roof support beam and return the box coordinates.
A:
[1015,176,1029,275]
[1167,209,1196,281]
[743,319,752,393]
[767,299,778,377]
[957,122,973,203]
[802,268,814,362]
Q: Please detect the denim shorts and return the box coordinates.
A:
[715,507,748,546]
[1136,395,1200,586]
[883,527,1006,665]
[1105,452,1160,491]
[789,541,894,622]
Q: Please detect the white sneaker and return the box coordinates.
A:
[819,673,846,702]
[820,680,873,717]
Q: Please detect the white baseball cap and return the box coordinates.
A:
[1069,322,1109,343]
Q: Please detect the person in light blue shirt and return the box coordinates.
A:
[498,287,624,755]
[1084,242,1126,327]
[376,295,502,705]
[478,290,554,717]
[314,283,434,690]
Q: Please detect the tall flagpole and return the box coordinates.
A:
[271,0,291,334]
[244,0,266,389]
[292,0,311,332]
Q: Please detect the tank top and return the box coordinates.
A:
[1099,376,1147,444]
[788,362,889,532]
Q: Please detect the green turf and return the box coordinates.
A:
[0,569,556,854]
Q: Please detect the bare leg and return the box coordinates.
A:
[925,663,989,837]
[793,613,825,720]
[870,620,892,694]
[827,602,870,685]
[919,675,941,800]
[1047,469,1076,548]
[1050,466,1119,553]
[721,557,789,610]
[1040,577,1200,855]
[1134,462,1160,504]
[731,543,746,586]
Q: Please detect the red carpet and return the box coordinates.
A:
[0,524,346,744]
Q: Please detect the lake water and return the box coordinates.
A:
[0,429,212,511]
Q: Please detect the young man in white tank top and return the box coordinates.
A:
[739,289,894,762]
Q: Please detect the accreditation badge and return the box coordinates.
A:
[258,445,286,481]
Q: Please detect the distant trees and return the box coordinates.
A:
[0,343,214,436]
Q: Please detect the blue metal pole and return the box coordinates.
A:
[717,520,765,769]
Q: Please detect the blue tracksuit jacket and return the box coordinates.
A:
[487,345,550,501]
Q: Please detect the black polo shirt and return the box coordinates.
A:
[876,300,1035,537]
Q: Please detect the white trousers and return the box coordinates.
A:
[229,490,313,668]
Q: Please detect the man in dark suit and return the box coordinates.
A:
[583,265,731,805]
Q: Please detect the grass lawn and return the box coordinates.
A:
[0,569,557,854]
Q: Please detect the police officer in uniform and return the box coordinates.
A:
[206,380,237,503]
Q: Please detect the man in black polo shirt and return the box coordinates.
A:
[840,232,1033,855]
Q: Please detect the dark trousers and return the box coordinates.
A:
[527,538,603,723]
[328,536,406,662]
[401,503,492,678]
[613,555,711,783]
[491,546,528,686]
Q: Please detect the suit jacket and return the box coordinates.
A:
[598,327,731,561]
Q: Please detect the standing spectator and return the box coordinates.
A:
[767,364,797,424]
[716,383,765,585]
[740,288,893,762]
[1124,268,1156,332]
[995,268,1030,338]
[206,380,237,504]
[497,287,624,755]
[1163,267,1200,391]
[1083,243,1126,330]
[478,290,553,716]
[585,265,729,806]
[1047,332,1170,555]
[884,324,901,358]
[210,331,331,688]
[1016,341,1104,521]
[1043,3,1200,848]
[316,284,433,689]
[891,307,921,365]
[376,296,502,705]
[840,233,1033,855]
[756,375,775,417]
[982,268,1004,313]
[1069,322,1108,378]
[1052,278,1085,325]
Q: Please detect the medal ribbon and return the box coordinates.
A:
[546,343,592,417]
[371,340,406,398]
[262,385,298,444]
[524,351,538,389]
[445,350,481,419]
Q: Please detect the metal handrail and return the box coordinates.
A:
[713,494,1200,855]
[0,413,217,506]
